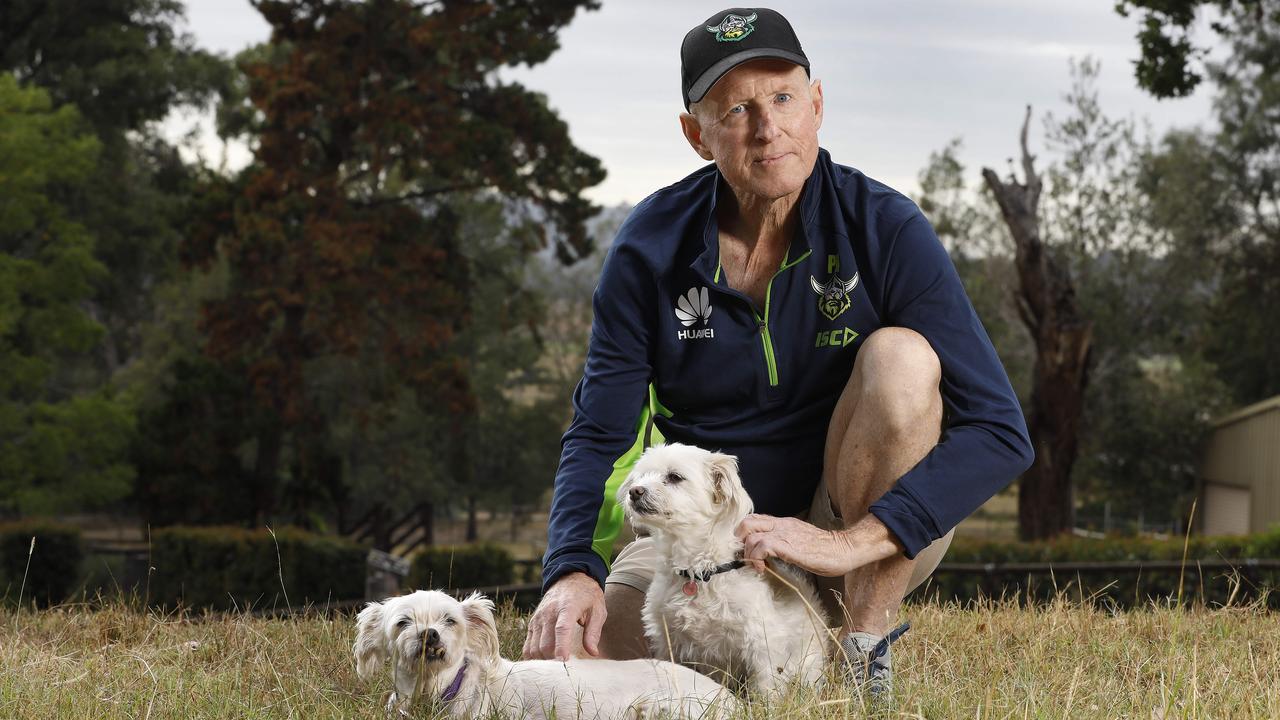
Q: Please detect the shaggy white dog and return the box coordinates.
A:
[619,443,830,695]
[353,589,737,718]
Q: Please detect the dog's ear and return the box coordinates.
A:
[353,601,389,681]
[707,452,753,518]
[459,592,500,661]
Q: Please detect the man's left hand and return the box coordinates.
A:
[735,514,862,577]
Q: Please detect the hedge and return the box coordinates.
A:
[149,526,367,610]
[923,527,1280,608]
[407,543,514,591]
[0,520,83,607]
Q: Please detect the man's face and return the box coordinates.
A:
[681,59,823,202]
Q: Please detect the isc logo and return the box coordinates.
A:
[815,327,858,348]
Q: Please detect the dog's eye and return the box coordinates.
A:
[444,616,457,626]
[395,617,411,628]
[665,472,684,484]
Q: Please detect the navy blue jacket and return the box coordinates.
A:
[542,149,1033,591]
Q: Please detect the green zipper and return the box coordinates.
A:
[753,248,812,387]
[757,323,779,384]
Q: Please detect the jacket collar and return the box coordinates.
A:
[689,148,827,279]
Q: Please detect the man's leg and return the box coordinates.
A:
[820,327,944,636]
[596,537,654,659]
[599,584,649,659]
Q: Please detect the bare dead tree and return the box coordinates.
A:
[982,106,1094,541]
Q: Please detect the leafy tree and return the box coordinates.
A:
[530,203,629,403]
[453,199,573,540]
[1,0,231,376]
[975,59,1228,538]
[1,0,227,133]
[1197,5,1280,402]
[1134,4,1278,406]
[916,140,1034,400]
[1114,0,1270,98]
[0,75,134,513]
[982,105,1093,540]
[132,355,263,526]
[187,0,604,525]
[1075,355,1228,526]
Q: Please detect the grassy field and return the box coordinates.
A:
[2,596,1277,719]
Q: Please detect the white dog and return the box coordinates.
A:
[619,443,830,695]
[353,589,737,718]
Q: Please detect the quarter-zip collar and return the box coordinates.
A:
[689,149,827,283]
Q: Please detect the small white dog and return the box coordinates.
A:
[619,443,830,695]
[353,589,737,718]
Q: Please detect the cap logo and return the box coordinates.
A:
[705,12,757,42]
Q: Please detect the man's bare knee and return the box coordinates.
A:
[825,327,944,517]
[855,327,940,387]
[851,327,942,434]
[599,583,650,660]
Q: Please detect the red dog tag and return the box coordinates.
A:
[682,581,698,597]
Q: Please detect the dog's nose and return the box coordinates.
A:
[425,628,440,647]
[629,486,647,501]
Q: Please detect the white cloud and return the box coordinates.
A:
[168,0,1225,204]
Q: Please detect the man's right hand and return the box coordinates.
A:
[522,571,606,661]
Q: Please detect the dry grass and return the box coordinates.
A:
[2,595,1277,719]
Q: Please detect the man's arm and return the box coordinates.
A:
[526,237,656,660]
[737,513,902,576]
[521,571,606,660]
[736,208,1031,570]
[865,210,1034,557]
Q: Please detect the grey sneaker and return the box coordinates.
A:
[839,621,910,700]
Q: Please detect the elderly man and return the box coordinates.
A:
[523,7,1033,694]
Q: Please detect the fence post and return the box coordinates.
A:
[366,549,410,600]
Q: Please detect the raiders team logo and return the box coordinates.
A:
[705,12,757,42]
[809,272,859,321]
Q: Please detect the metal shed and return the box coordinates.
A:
[1199,395,1280,535]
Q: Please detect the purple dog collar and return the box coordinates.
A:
[441,659,468,702]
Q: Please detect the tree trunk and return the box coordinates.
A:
[466,496,478,542]
[982,105,1093,541]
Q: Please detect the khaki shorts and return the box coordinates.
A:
[605,479,954,610]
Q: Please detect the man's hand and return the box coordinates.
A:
[522,571,606,661]
[736,513,901,577]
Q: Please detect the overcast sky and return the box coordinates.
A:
[171,0,1224,206]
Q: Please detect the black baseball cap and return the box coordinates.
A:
[680,8,810,110]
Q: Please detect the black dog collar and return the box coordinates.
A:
[676,559,746,583]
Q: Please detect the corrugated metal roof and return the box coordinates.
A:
[1212,394,1280,429]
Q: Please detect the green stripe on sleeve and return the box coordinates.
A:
[590,385,670,570]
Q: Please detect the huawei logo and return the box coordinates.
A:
[675,287,714,340]
[675,287,713,327]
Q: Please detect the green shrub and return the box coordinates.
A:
[149,526,367,610]
[407,543,514,591]
[0,520,83,606]
[923,526,1280,608]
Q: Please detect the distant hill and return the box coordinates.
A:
[535,202,633,299]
